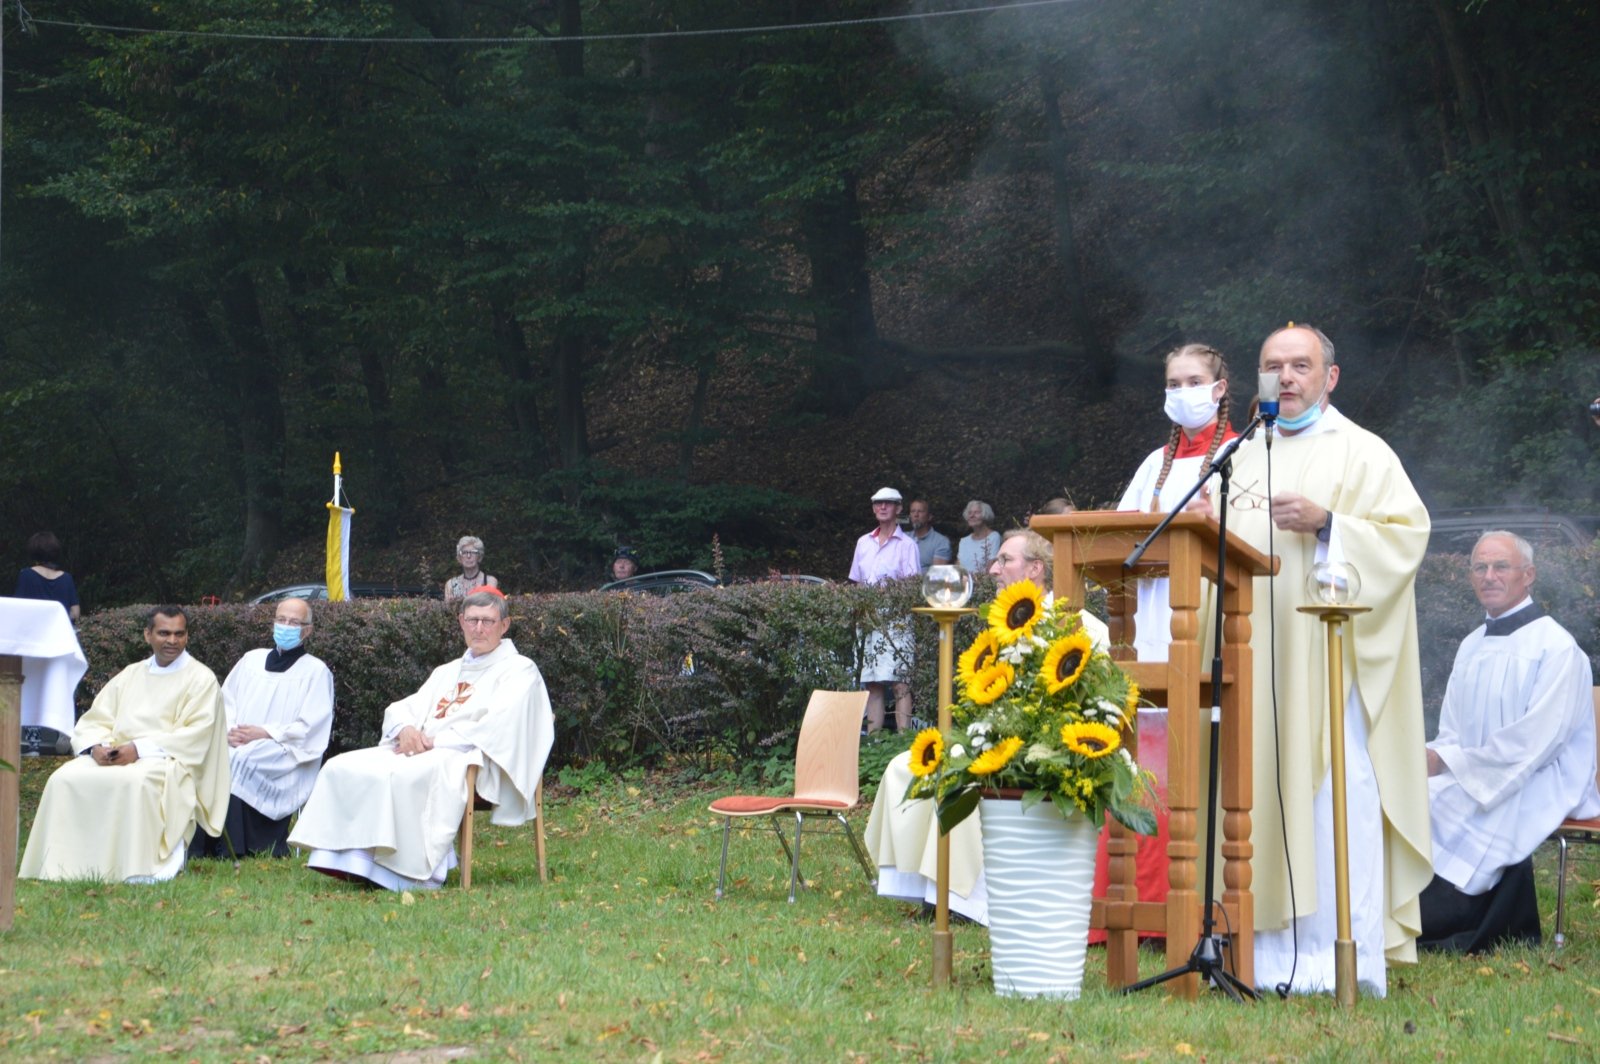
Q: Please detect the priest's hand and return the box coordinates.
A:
[89,744,116,765]
[229,724,271,747]
[1426,749,1445,777]
[1182,483,1216,516]
[102,743,138,765]
[395,726,434,756]
[1268,491,1329,534]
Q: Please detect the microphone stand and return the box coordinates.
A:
[1122,414,1267,1003]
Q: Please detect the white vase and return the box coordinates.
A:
[978,796,1099,999]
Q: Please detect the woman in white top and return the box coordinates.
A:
[1116,343,1236,661]
[955,500,1001,574]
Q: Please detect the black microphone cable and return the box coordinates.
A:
[1264,433,1300,1000]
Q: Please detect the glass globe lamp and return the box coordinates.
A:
[1306,561,1362,607]
[922,564,973,608]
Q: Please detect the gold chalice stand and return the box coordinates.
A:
[912,564,978,989]
[1297,562,1369,1010]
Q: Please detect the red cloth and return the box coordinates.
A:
[1090,712,1170,943]
[1170,419,1237,461]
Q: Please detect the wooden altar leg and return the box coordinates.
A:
[1220,587,1255,987]
[1103,723,1139,987]
[1,655,22,932]
[1162,568,1204,999]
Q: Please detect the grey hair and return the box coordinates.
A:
[461,588,509,619]
[999,527,1052,581]
[1266,323,1337,365]
[1474,530,1534,567]
[456,535,485,558]
[964,499,995,525]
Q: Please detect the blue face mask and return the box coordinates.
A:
[272,623,304,651]
[1276,380,1329,433]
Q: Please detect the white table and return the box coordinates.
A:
[2,598,88,930]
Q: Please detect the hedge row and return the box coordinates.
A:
[69,544,1600,777]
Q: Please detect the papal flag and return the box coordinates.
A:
[325,452,355,602]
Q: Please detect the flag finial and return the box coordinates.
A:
[333,451,342,475]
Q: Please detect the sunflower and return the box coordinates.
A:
[987,579,1045,645]
[1040,630,1094,693]
[1124,681,1141,717]
[1060,721,1121,759]
[968,735,1025,776]
[968,662,1015,706]
[908,728,944,777]
[957,630,1001,689]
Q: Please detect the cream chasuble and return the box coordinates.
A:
[1228,407,1433,971]
[20,653,228,882]
[222,648,335,820]
[288,639,554,885]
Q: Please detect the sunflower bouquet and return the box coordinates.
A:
[905,579,1160,835]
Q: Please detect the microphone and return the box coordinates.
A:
[1258,372,1281,449]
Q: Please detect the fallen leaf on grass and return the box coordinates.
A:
[1476,966,1495,976]
[1548,1033,1582,1045]
[1174,1043,1194,1056]
[402,1022,435,1040]
[401,892,416,906]
[276,1023,308,1038]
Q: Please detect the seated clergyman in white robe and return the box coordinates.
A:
[20,606,229,883]
[191,597,334,860]
[288,588,555,891]
[1419,531,1600,952]
[866,536,1109,924]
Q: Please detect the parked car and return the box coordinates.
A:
[1426,508,1599,556]
[248,581,442,604]
[599,570,721,595]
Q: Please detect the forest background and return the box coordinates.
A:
[2,0,1598,606]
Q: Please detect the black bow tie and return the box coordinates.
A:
[1484,605,1542,638]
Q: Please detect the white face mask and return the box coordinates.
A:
[1163,383,1220,431]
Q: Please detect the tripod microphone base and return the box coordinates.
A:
[1122,934,1259,1003]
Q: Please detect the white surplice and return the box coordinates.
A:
[1428,603,1600,895]
[222,648,335,820]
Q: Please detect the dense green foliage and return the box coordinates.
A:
[2,0,1597,604]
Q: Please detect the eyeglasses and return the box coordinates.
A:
[460,616,501,628]
[1229,480,1270,511]
[1469,561,1527,577]
[458,549,482,557]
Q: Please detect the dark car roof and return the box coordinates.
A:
[599,570,721,595]
[1427,508,1599,555]
[248,582,442,604]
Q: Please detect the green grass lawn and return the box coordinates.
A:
[5,755,1599,1062]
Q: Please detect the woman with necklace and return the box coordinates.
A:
[444,535,500,602]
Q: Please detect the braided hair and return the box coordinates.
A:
[1150,343,1231,510]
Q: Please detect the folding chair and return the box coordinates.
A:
[709,689,876,902]
[459,763,547,889]
[1550,686,1600,946]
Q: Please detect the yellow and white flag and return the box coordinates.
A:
[325,452,355,602]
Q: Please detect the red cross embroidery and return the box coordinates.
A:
[434,681,474,719]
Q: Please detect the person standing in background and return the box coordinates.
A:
[14,531,81,623]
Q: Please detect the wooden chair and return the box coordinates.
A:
[1550,686,1600,946]
[709,689,875,903]
[459,763,547,889]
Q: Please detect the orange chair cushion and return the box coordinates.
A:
[1558,816,1600,833]
[710,795,852,816]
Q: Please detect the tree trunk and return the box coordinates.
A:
[801,171,880,410]
[1037,60,1110,388]
[491,306,551,478]
[552,0,591,473]
[215,270,287,593]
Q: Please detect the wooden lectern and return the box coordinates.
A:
[1031,511,1276,999]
